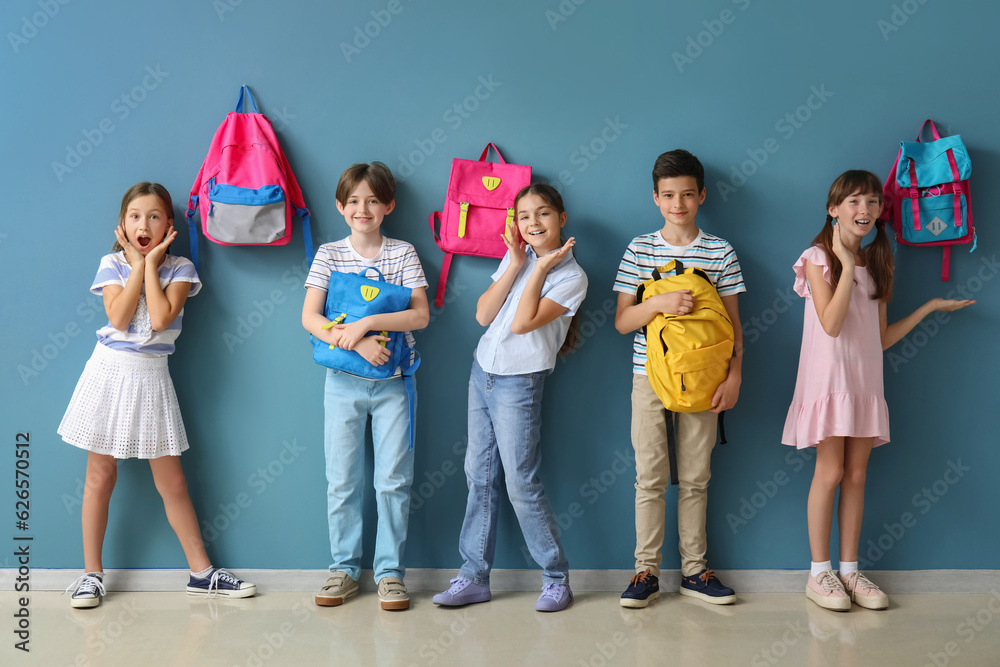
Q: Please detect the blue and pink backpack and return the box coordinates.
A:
[881,119,975,281]
[186,85,313,270]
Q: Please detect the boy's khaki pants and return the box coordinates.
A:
[631,373,717,578]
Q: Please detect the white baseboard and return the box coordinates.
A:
[6,568,999,594]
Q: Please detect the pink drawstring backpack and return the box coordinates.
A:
[185,85,313,270]
[428,143,531,307]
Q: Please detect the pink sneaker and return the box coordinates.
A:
[806,570,850,611]
[840,571,888,610]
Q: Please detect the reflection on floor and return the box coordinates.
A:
[9,590,1000,666]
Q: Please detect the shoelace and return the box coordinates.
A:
[698,569,718,584]
[538,583,566,601]
[629,570,653,586]
[816,571,844,593]
[64,573,105,598]
[446,577,472,594]
[843,571,881,594]
[206,568,241,598]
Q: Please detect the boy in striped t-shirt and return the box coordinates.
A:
[613,149,745,608]
[302,162,429,612]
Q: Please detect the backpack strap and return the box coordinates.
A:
[665,411,679,486]
[186,196,200,271]
[234,84,259,113]
[435,252,454,308]
[479,142,507,164]
[297,206,314,268]
[399,349,421,450]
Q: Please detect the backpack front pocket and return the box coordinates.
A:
[665,340,734,410]
[901,192,967,244]
[207,183,286,244]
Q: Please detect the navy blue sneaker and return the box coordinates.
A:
[679,569,736,605]
[620,569,659,608]
[186,568,257,599]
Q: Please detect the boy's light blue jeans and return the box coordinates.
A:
[324,369,414,582]
[458,358,569,586]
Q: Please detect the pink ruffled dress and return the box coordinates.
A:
[782,246,890,448]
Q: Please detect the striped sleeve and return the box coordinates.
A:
[91,254,127,295]
[715,241,746,296]
[613,242,641,294]
[304,245,335,292]
[165,257,202,297]
[392,242,428,290]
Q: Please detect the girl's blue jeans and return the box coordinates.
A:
[458,358,569,586]
[324,369,414,582]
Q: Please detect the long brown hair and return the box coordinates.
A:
[811,170,894,302]
[112,182,174,252]
[512,183,580,356]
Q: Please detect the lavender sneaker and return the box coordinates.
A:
[535,583,573,612]
[432,577,491,606]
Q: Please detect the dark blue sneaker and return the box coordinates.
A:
[679,569,736,605]
[620,569,659,608]
[186,568,257,599]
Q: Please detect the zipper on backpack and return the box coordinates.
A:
[680,373,686,391]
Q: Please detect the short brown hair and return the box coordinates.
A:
[335,162,395,206]
[652,149,705,193]
[112,182,173,252]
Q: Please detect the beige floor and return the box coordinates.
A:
[7,590,1000,666]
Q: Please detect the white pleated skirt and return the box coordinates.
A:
[58,343,190,459]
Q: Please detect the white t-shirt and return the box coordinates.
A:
[91,252,201,356]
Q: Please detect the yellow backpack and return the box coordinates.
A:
[636,260,734,483]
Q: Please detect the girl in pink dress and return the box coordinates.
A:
[782,170,973,612]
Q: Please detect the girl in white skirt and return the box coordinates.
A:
[59,182,256,608]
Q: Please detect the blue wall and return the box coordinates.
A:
[2,0,997,572]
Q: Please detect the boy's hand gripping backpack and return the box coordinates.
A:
[312,267,420,449]
[880,119,975,281]
[185,85,314,271]
[636,260,734,484]
[429,142,531,307]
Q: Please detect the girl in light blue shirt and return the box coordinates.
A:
[433,183,588,613]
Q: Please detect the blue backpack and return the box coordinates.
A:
[312,267,420,448]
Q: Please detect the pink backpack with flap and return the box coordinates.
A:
[428,143,531,307]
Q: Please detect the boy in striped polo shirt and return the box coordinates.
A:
[613,149,745,607]
[302,162,430,611]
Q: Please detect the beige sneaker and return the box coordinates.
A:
[315,571,359,607]
[377,576,410,611]
[840,571,888,610]
[806,570,850,611]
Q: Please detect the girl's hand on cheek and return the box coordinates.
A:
[115,227,144,269]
